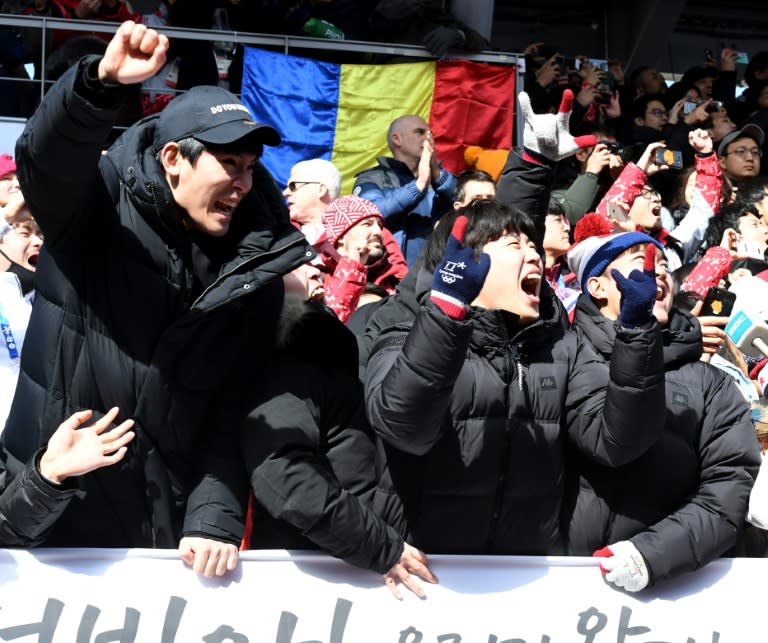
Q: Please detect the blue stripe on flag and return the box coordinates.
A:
[241,48,341,189]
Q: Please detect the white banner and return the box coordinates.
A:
[0,548,762,642]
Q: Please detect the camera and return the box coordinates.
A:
[596,141,644,164]
[598,140,622,155]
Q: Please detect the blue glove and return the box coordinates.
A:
[610,243,658,328]
[430,216,491,319]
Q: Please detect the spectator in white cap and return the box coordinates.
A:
[6,20,314,583]
[283,159,408,304]
[565,229,760,594]
[283,158,342,244]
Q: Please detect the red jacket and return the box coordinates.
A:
[313,228,408,323]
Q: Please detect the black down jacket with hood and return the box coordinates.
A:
[2,56,312,547]
[365,278,666,555]
[566,297,761,586]
[183,298,405,573]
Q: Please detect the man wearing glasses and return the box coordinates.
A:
[283,159,342,244]
[718,124,765,182]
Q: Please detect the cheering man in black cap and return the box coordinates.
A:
[2,21,312,568]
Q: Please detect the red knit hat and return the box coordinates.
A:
[0,154,16,180]
[323,196,383,243]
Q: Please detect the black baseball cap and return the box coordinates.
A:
[153,85,280,153]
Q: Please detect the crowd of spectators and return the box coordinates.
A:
[0,0,491,118]
[1,10,768,603]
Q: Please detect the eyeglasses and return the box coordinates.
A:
[286,181,321,192]
[724,147,763,159]
[647,108,668,118]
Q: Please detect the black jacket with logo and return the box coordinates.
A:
[365,285,666,555]
[3,56,312,547]
[567,297,761,585]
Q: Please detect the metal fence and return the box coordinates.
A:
[0,13,524,142]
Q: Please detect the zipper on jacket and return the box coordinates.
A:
[485,313,513,552]
[484,319,541,551]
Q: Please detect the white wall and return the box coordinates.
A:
[0,119,26,158]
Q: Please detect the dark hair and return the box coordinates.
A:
[422,201,537,271]
[670,262,697,297]
[455,169,495,203]
[632,94,666,120]
[669,165,698,211]
[734,176,768,208]
[680,65,718,88]
[702,202,761,251]
[571,122,617,140]
[423,210,459,272]
[628,65,653,92]
[547,198,565,216]
[746,52,768,86]
[175,137,207,164]
[664,82,700,110]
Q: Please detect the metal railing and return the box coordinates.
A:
[0,13,524,142]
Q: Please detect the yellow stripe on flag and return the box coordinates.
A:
[332,61,436,196]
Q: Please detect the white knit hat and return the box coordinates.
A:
[567,231,663,285]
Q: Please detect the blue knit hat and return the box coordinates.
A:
[567,231,664,285]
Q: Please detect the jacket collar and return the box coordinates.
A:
[572,294,702,366]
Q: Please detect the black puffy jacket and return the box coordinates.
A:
[365,286,666,555]
[0,451,78,547]
[183,299,405,573]
[3,57,312,547]
[567,297,761,585]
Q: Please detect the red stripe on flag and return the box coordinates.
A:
[429,60,516,176]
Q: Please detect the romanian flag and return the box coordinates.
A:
[240,48,516,196]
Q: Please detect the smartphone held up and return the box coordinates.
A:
[700,286,737,317]
[655,147,684,170]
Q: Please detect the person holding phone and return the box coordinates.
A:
[566,231,761,592]
[598,130,724,270]
[596,142,685,269]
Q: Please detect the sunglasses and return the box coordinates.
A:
[286,181,321,192]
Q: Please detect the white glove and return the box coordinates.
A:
[518,88,598,163]
[593,540,650,592]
